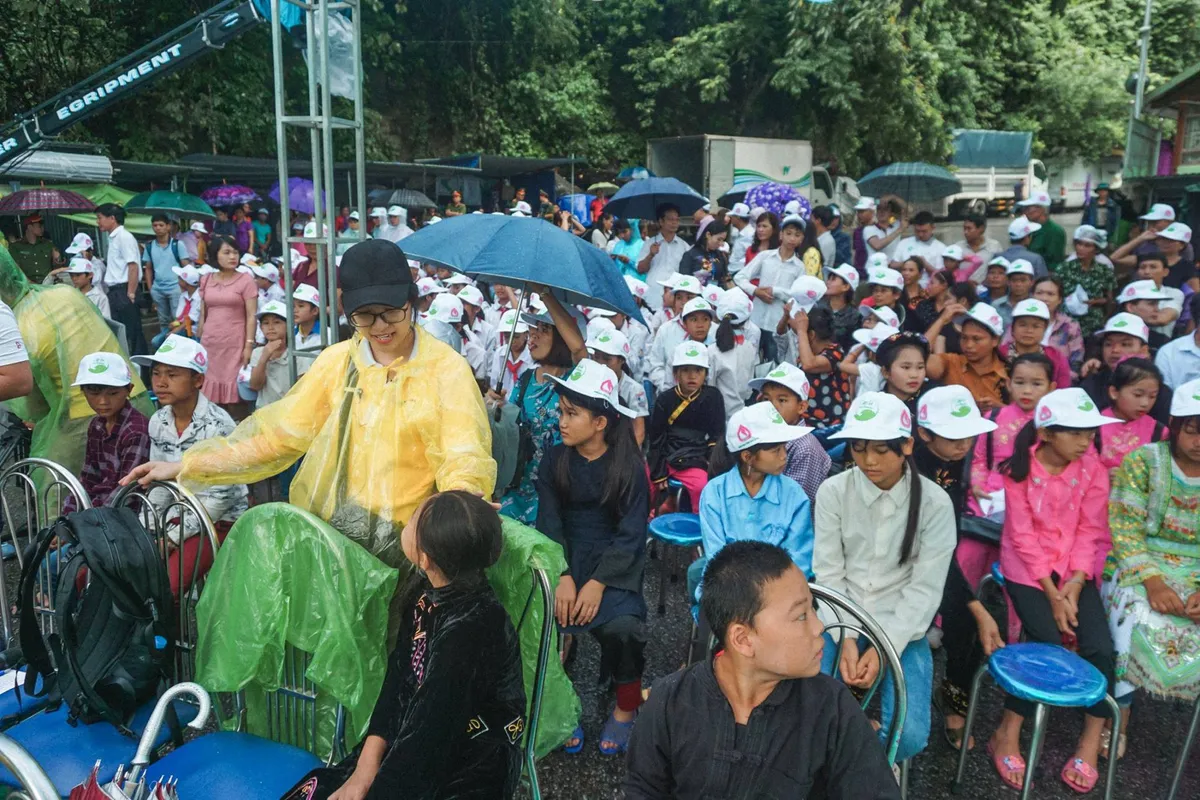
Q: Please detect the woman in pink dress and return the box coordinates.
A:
[197,235,257,411]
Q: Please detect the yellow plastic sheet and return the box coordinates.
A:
[0,243,150,474]
[179,331,496,566]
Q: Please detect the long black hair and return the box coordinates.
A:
[1109,357,1162,394]
[1169,415,1200,461]
[553,385,642,515]
[851,438,923,566]
[707,438,778,479]
[998,421,1094,482]
[877,332,929,372]
[715,311,745,353]
[1010,351,1055,383]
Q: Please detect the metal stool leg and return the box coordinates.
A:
[899,759,910,799]
[952,664,989,792]
[1020,704,1049,800]
[1167,695,1200,800]
[1101,695,1121,800]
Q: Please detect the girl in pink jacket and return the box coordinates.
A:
[1096,357,1167,471]
[989,388,1119,795]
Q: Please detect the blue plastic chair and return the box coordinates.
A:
[647,512,702,615]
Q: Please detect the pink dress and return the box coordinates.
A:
[199,271,257,403]
[1096,410,1165,471]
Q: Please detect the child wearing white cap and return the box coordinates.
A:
[646,294,715,394]
[838,324,900,398]
[248,301,311,409]
[820,263,860,347]
[292,284,323,351]
[707,288,761,419]
[926,302,1009,411]
[1115,279,1173,352]
[161,266,202,346]
[586,328,649,445]
[486,308,533,398]
[734,215,816,333]
[997,298,1072,389]
[746,363,831,504]
[788,306,851,429]
[536,359,648,755]
[71,352,149,507]
[63,256,111,320]
[1128,251,1185,337]
[991,387,1118,793]
[1078,313,1174,425]
[814,392,957,764]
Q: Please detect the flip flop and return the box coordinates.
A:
[562,725,584,754]
[1060,757,1099,794]
[598,712,636,756]
[987,741,1027,791]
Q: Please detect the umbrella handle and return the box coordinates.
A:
[127,682,213,779]
[491,282,531,408]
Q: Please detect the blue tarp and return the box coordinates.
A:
[951,129,1032,170]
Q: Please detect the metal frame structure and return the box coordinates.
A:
[524,569,554,800]
[0,734,58,800]
[271,0,368,382]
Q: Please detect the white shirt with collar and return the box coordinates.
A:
[817,231,836,269]
[862,220,900,261]
[646,319,716,393]
[1155,332,1200,389]
[1153,285,1185,337]
[637,233,689,310]
[487,345,535,396]
[0,302,28,367]
[103,225,142,289]
[85,286,112,319]
[728,223,756,274]
[892,235,947,284]
[813,466,956,651]
[734,248,805,331]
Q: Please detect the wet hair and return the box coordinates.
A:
[701,540,796,649]
[999,421,1079,482]
[412,491,504,586]
[95,203,125,225]
[877,332,929,372]
[1010,351,1055,383]
[553,385,642,515]
[707,438,778,478]
[851,438,923,565]
[806,305,836,341]
[1169,416,1200,461]
[1109,357,1161,393]
[756,212,781,250]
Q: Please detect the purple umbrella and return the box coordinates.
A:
[269,178,316,215]
[744,182,809,220]
[0,188,95,215]
[199,184,260,207]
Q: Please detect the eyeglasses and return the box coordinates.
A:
[349,307,410,327]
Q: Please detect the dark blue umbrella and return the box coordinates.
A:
[400,215,644,324]
[856,162,962,203]
[603,177,708,220]
[616,165,655,180]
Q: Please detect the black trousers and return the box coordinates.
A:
[106,284,148,357]
[939,559,984,717]
[1005,579,1115,718]
[592,614,646,686]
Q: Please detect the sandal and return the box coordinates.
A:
[1099,728,1126,761]
[987,741,1027,791]
[933,686,974,752]
[562,725,584,754]
[598,712,636,756]
[1060,756,1099,794]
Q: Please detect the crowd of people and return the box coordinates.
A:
[0,181,1197,799]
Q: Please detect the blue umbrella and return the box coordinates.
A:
[856,162,962,203]
[603,177,708,220]
[400,215,644,324]
[617,165,655,180]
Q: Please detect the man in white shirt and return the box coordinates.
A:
[0,300,32,401]
[1156,296,1200,389]
[726,202,755,274]
[637,204,689,310]
[859,199,903,264]
[96,203,148,356]
[953,213,1003,281]
[891,211,946,285]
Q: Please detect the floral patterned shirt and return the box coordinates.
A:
[1053,257,1117,337]
[1109,441,1200,586]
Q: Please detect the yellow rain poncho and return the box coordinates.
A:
[179,328,496,566]
[0,243,150,474]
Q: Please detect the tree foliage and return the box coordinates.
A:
[2,0,1198,176]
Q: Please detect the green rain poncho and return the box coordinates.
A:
[194,503,579,758]
[0,242,150,474]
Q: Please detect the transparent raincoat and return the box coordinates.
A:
[178,329,496,567]
[0,243,150,474]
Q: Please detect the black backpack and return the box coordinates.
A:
[17,507,176,735]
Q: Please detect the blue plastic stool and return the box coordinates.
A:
[952,642,1121,800]
[647,513,701,615]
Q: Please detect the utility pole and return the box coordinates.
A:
[1124,0,1154,174]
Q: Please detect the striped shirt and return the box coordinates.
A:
[149,394,248,528]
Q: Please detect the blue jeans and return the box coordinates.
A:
[820,632,932,763]
[150,284,181,331]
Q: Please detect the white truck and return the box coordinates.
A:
[937,129,1048,218]
[645,135,859,211]
[1045,156,1124,210]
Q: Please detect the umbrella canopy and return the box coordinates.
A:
[125,190,215,220]
[603,177,708,220]
[616,165,655,181]
[587,181,619,195]
[200,184,260,207]
[745,182,809,219]
[856,162,962,203]
[0,188,95,215]
[400,215,644,324]
[269,177,316,215]
[366,187,437,209]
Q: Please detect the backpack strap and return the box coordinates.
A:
[513,368,535,423]
[985,407,1001,470]
[169,238,184,268]
[17,521,71,700]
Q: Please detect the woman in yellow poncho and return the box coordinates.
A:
[124,240,496,567]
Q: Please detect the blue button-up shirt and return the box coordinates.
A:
[699,468,814,578]
[1155,331,1200,389]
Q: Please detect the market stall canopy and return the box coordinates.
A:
[0,150,113,183]
[52,184,154,236]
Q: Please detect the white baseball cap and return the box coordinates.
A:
[716,287,753,325]
[511,201,533,216]
[131,334,209,375]
[256,299,288,320]
[965,302,1005,336]
[986,256,1011,271]
[747,206,767,223]
[369,207,387,218]
[1099,312,1150,343]
[171,265,201,287]
[1011,298,1051,321]
[862,304,900,328]
[1017,190,1052,207]
[702,284,723,307]
[348,211,360,221]
[781,213,806,230]
[866,266,904,290]
[250,262,280,282]
[72,352,133,387]
[941,244,965,262]
[1157,222,1192,243]
[1118,280,1166,305]
[197,265,218,276]
[672,340,710,369]
[1006,258,1035,276]
[917,386,998,439]
[674,275,703,296]
[854,197,877,211]
[656,272,684,290]
[386,205,405,217]
[427,292,465,325]
[587,327,632,360]
[303,220,329,238]
[1008,217,1042,240]
[586,316,617,341]
[65,232,94,255]
[865,252,890,274]
[624,275,649,300]
[1073,224,1105,245]
[65,256,94,274]
[830,392,913,441]
[1169,378,1200,418]
[852,324,900,352]
[457,285,485,308]
[239,253,260,268]
[189,222,207,234]
[289,248,309,267]
[728,202,751,219]
[825,263,859,292]
[547,359,635,418]
[499,308,530,335]
[726,401,812,452]
[444,273,473,287]
[783,200,802,216]
[293,284,321,306]
[1140,203,1176,222]
[681,297,716,319]
[1035,387,1120,429]
[416,277,446,298]
[748,361,810,399]
[788,275,827,310]
[830,205,842,218]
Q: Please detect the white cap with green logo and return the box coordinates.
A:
[726,401,812,452]
[917,386,997,439]
[672,340,710,370]
[546,358,636,418]
[1169,378,1200,418]
[830,392,913,441]
[72,352,133,387]
[1034,388,1121,430]
[747,362,810,400]
[1011,298,1050,321]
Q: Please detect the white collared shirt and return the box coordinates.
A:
[85,285,111,319]
[728,223,756,274]
[103,225,142,289]
[892,235,947,285]
[734,248,806,331]
[487,345,535,396]
[1156,332,1200,389]
[646,318,716,393]
[637,233,690,309]
[863,220,900,261]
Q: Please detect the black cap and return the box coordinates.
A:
[339,239,414,317]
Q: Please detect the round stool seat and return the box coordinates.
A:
[988,643,1107,708]
[648,512,702,547]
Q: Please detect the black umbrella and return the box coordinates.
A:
[366,188,437,209]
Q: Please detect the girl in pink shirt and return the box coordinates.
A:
[990,388,1119,794]
[998,298,1072,389]
[1096,357,1167,471]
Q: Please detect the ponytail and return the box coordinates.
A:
[715,315,737,353]
[899,454,923,566]
[998,420,1039,482]
[708,438,737,478]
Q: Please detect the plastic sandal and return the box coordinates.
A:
[598,712,636,756]
[987,742,1027,791]
[562,725,584,754]
[1060,757,1099,794]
